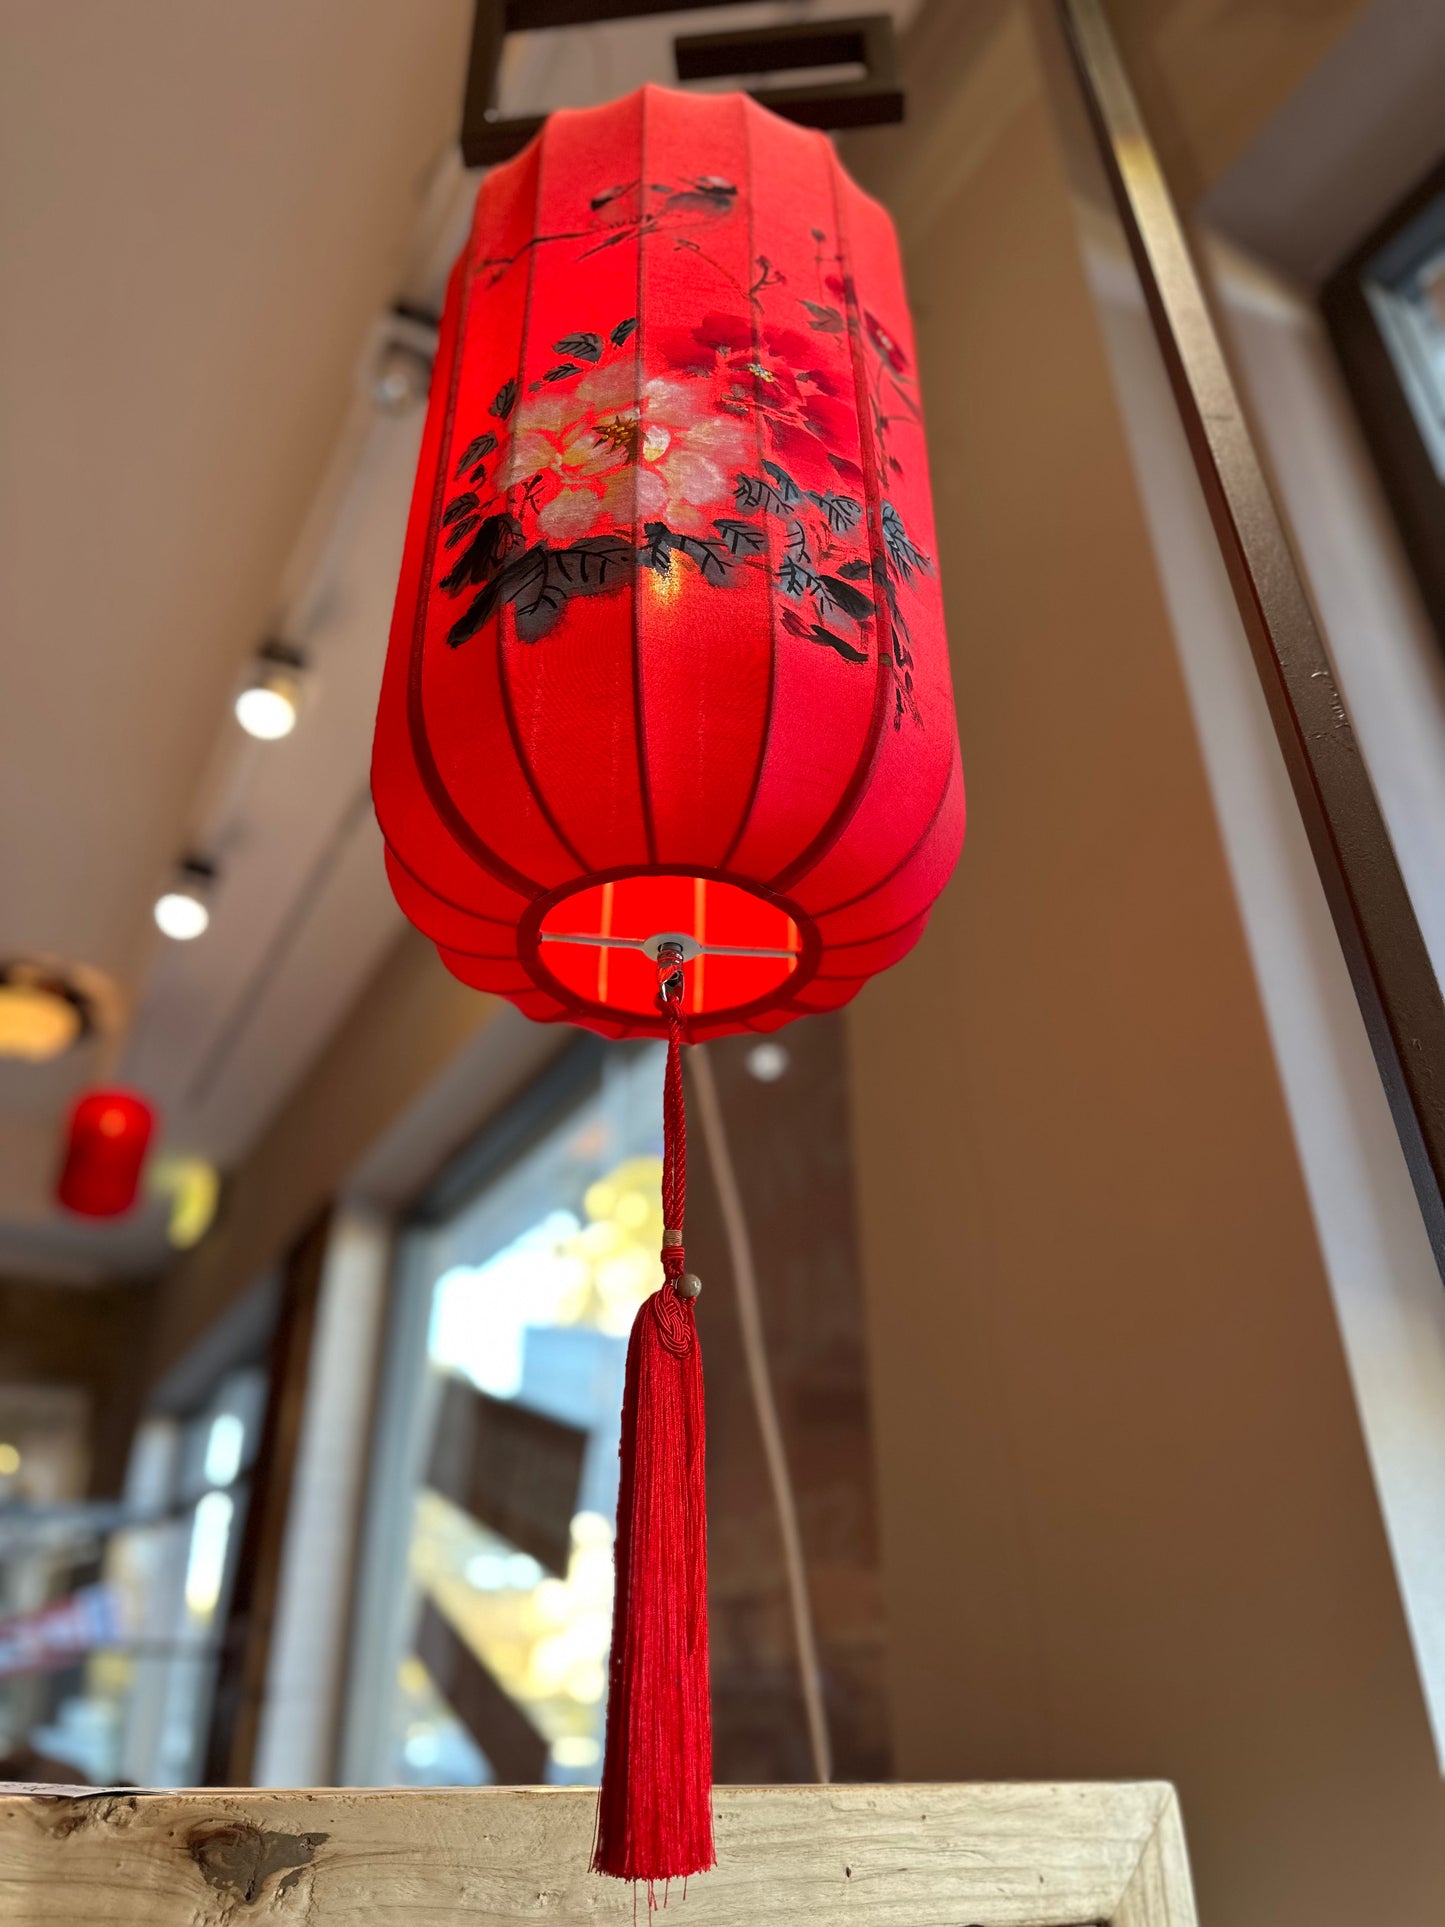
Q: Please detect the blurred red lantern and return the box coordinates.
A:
[372,84,964,1889]
[373,84,963,1042]
[56,1089,155,1218]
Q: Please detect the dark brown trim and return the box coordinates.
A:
[202,1209,331,1785]
[1321,156,1445,660]
[461,2,904,168]
[1050,0,1445,1279]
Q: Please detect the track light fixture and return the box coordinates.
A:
[235,640,305,741]
[154,857,216,942]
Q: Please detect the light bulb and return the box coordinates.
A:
[155,858,215,941]
[155,888,210,941]
[235,648,303,741]
[235,679,299,740]
[0,971,85,1062]
[745,1041,790,1082]
[371,340,432,415]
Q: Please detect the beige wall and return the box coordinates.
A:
[1106,0,1366,203]
[843,4,1445,1924]
[148,931,499,1380]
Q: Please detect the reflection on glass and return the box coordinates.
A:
[202,1411,245,1488]
[184,1491,234,1620]
[390,1045,665,1787]
[1364,188,1445,479]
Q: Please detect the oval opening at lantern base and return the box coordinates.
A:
[532,874,809,1025]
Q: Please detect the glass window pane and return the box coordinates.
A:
[358,1043,666,1788]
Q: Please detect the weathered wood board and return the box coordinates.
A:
[0,1782,1197,1926]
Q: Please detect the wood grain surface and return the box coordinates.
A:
[0,1782,1196,1926]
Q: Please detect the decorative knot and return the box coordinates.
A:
[651,1284,695,1356]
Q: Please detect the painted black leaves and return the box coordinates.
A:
[734,461,876,668]
[553,332,603,364]
[490,380,519,421]
[801,299,845,333]
[532,319,639,392]
[876,501,933,728]
[782,607,868,664]
[448,534,633,646]
[441,512,524,599]
[453,432,497,484]
[882,500,929,579]
[807,489,862,535]
[734,460,801,517]
[712,518,767,557]
[640,523,739,586]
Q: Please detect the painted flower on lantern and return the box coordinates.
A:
[660,312,861,484]
[496,363,752,544]
[430,204,934,729]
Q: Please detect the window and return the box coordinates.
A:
[1324,159,1445,654]
[343,1041,666,1788]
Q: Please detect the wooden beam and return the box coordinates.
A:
[202,1211,331,1786]
[0,1782,1197,1924]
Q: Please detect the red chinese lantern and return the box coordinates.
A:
[373,85,963,1886]
[55,1089,155,1218]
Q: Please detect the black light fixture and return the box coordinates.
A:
[154,856,217,942]
[235,641,306,742]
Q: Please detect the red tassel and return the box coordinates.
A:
[593,960,714,1888]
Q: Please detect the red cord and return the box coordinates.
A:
[659,960,688,1285]
[592,952,715,1889]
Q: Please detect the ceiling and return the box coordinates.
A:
[0,0,919,1282]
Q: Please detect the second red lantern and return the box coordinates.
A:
[373,84,963,1039]
[55,1088,155,1219]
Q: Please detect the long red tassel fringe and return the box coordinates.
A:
[592,972,715,1889]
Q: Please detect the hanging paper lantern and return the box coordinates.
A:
[55,1089,156,1218]
[372,84,963,1887]
[374,84,962,1041]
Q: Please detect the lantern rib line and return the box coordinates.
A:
[383,841,520,928]
[816,908,930,952]
[631,86,659,866]
[404,168,551,905]
[489,128,596,883]
[808,748,960,921]
[765,152,896,899]
[716,95,779,875]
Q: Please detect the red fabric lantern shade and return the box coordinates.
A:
[56,1089,155,1218]
[373,84,963,1040]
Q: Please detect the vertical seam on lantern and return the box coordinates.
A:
[716,94,778,875]
[631,85,659,865]
[765,145,895,897]
[491,124,596,879]
[405,171,548,902]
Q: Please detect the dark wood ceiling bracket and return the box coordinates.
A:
[461,1,904,168]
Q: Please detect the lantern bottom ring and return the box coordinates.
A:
[525,868,819,1032]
